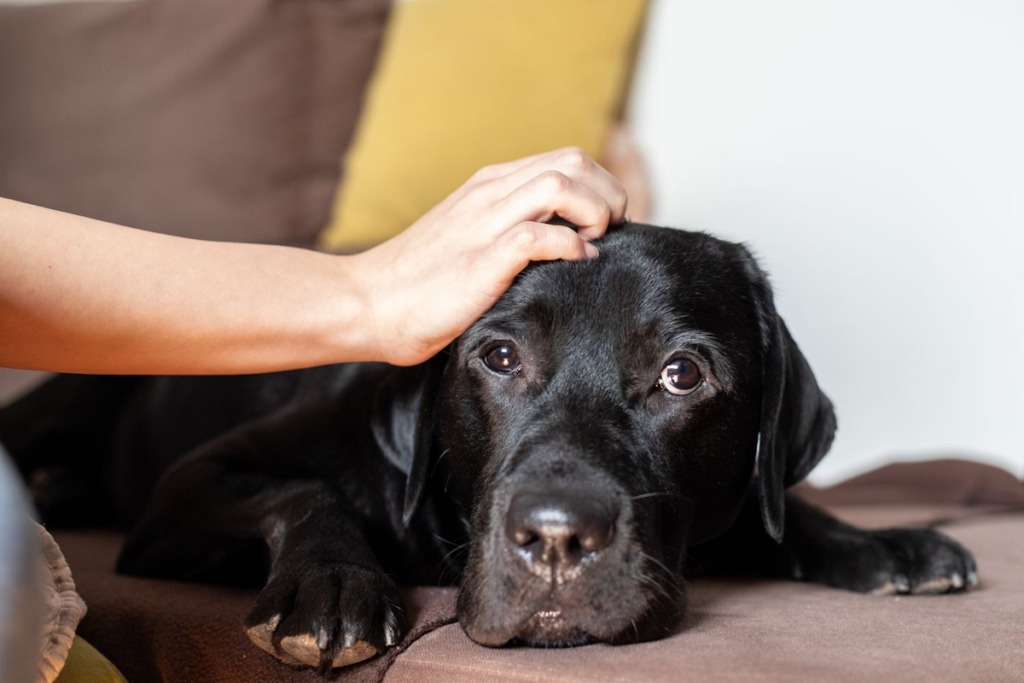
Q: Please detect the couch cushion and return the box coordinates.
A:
[54,529,457,683]
[52,460,1024,682]
[318,0,649,252]
[387,463,1024,683]
[388,515,1024,683]
[0,0,388,247]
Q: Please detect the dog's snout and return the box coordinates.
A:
[505,491,617,574]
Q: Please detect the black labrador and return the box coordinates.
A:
[0,224,977,671]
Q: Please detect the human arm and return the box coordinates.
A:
[0,148,626,374]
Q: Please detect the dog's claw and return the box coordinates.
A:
[287,633,377,669]
[870,574,911,596]
[385,623,398,648]
[315,628,330,651]
[913,576,954,594]
[245,562,406,670]
[862,528,978,596]
[247,624,379,669]
[872,568,975,596]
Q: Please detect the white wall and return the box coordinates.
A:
[630,0,1024,485]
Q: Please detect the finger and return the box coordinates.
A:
[499,171,613,241]
[488,147,628,223]
[494,222,600,269]
[466,149,564,184]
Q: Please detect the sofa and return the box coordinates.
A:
[2,1,1022,681]
[53,460,1024,682]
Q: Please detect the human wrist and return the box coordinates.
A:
[312,250,383,365]
[340,244,438,367]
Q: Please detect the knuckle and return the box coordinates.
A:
[563,233,583,255]
[615,187,629,216]
[510,223,541,253]
[534,170,572,194]
[610,198,627,223]
[469,163,500,184]
[558,146,592,172]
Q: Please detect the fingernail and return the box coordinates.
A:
[584,242,600,259]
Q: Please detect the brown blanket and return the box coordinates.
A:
[56,460,1024,683]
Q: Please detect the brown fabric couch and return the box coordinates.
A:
[55,460,1024,682]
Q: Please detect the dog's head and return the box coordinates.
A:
[408,224,836,647]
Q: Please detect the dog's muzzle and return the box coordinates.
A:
[458,450,684,648]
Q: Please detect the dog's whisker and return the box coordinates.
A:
[651,574,680,602]
[636,575,676,612]
[435,541,472,580]
[629,491,672,502]
[439,541,470,564]
[432,533,462,548]
[429,448,453,478]
[638,552,687,602]
[682,552,709,578]
[634,568,674,602]
[639,551,678,581]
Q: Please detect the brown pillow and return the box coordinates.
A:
[0,0,388,247]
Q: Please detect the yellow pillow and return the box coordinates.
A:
[319,0,648,251]
[54,637,128,683]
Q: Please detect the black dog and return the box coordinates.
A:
[0,224,977,671]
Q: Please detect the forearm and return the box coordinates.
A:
[0,198,373,375]
[1,149,625,374]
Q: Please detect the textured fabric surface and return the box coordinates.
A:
[56,529,456,683]
[318,0,649,251]
[386,515,1024,682]
[387,461,1024,682]
[53,461,1024,682]
[34,524,88,683]
[0,0,387,247]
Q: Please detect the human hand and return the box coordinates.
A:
[349,148,628,366]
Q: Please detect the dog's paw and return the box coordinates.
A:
[820,526,979,596]
[244,562,407,671]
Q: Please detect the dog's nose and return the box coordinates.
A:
[505,491,617,574]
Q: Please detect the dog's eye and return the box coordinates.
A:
[483,345,522,375]
[658,358,703,396]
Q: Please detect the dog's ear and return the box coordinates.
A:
[370,355,448,526]
[744,254,837,543]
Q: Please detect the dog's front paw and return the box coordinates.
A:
[244,562,407,671]
[806,526,979,596]
[858,527,979,595]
